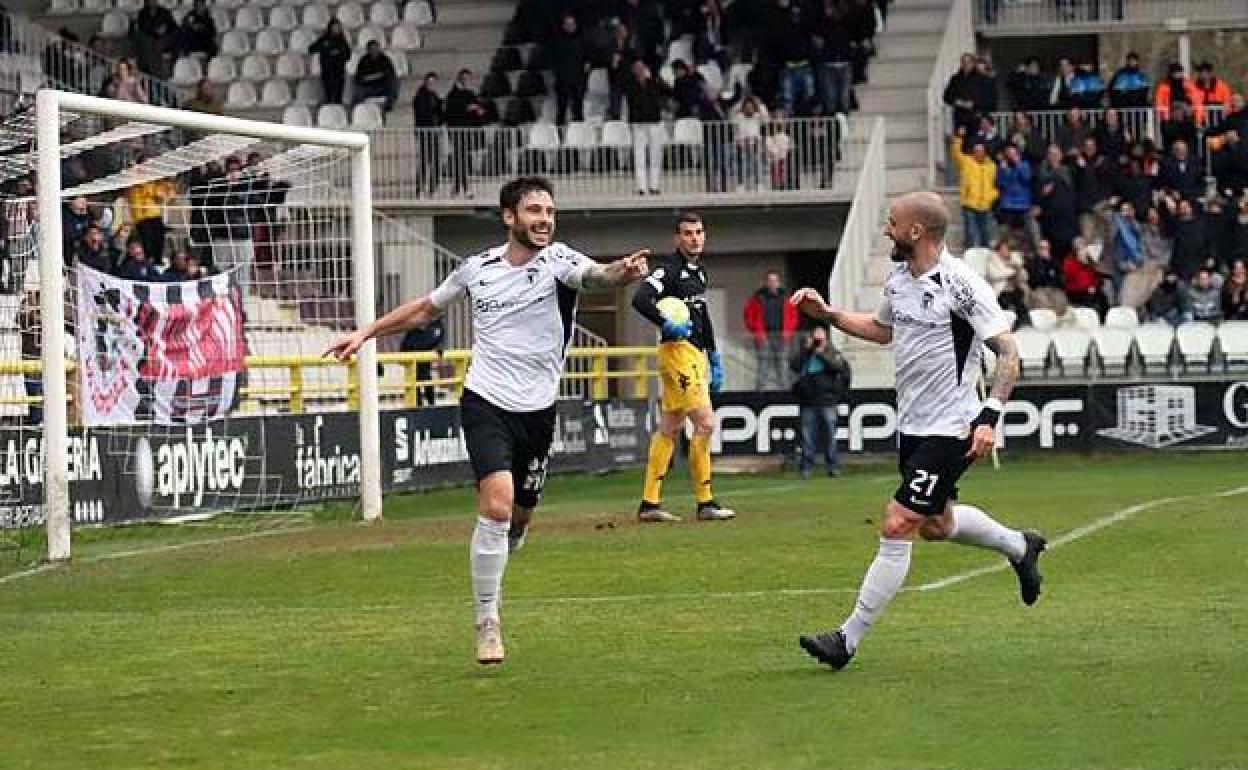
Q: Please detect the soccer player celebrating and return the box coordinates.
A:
[326,177,648,665]
[631,212,735,523]
[791,191,1047,670]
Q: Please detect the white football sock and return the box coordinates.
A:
[949,503,1027,562]
[841,537,912,652]
[471,516,511,626]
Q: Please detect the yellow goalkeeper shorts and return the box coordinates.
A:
[657,340,711,414]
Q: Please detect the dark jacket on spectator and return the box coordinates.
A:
[117,257,161,281]
[673,71,707,119]
[445,84,483,127]
[1212,139,1248,196]
[309,32,350,79]
[1037,177,1079,254]
[789,345,851,407]
[62,206,90,254]
[1161,116,1200,156]
[412,84,443,127]
[1224,283,1248,319]
[1170,215,1211,280]
[1093,121,1129,161]
[550,26,587,87]
[1108,65,1151,108]
[1159,156,1205,201]
[177,8,217,57]
[136,3,177,40]
[1056,118,1089,155]
[354,51,396,88]
[621,71,668,123]
[1026,252,1064,290]
[943,69,979,129]
[1007,69,1050,111]
[74,240,118,273]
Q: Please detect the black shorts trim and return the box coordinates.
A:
[460,389,556,509]
[892,434,974,516]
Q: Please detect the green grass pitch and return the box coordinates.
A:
[0,452,1245,769]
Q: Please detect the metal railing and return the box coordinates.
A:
[928,0,975,187]
[367,116,865,207]
[975,0,1248,34]
[828,115,887,344]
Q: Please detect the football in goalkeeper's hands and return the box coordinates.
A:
[656,297,690,326]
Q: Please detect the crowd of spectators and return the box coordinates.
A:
[945,50,1248,328]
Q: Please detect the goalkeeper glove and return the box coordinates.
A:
[661,318,693,341]
[708,351,724,393]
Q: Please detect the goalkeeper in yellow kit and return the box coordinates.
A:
[631,212,735,522]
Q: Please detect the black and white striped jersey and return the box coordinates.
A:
[430,241,594,412]
[874,249,1010,437]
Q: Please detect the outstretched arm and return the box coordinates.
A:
[324,295,441,360]
[579,249,650,290]
[790,288,892,345]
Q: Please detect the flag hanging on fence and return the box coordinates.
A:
[75,265,247,425]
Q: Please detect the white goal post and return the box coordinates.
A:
[34,89,384,561]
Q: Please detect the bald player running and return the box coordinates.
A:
[791,191,1048,670]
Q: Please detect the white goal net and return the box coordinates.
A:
[3,90,382,561]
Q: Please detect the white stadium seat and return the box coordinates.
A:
[275,52,307,79]
[225,81,257,108]
[1070,306,1100,332]
[210,7,232,32]
[317,104,349,129]
[390,51,409,76]
[240,54,272,82]
[389,24,422,51]
[960,247,992,278]
[587,68,610,97]
[356,25,383,47]
[697,62,724,93]
[1052,328,1091,375]
[1134,323,1175,374]
[999,309,1017,331]
[81,0,108,11]
[336,1,366,28]
[283,105,314,126]
[48,0,78,14]
[1218,320,1248,371]
[302,5,330,29]
[290,27,318,52]
[1176,321,1216,371]
[369,0,399,26]
[295,78,321,104]
[234,6,263,32]
[220,30,251,56]
[665,35,694,67]
[216,0,242,8]
[269,6,298,30]
[171,57,203,86]
[671,117,703,147]
[527,122,561,151]
[100,10,130,38]
[1092,327,1133,375]
[206,56,238,84]
[403,0,433,24]
[260,79,292,106]
[255,29,285,55]
[351,102,384,128]
[563,122,597,150]
[117,0,142,11]
[1105,306,1139,329]
[1014,328,1051,376]
[601,120,632,149]
[1029,307,1058,331]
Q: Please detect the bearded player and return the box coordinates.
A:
[327,177,648,665]
[631,212,735,523]
[791,191,1047,670]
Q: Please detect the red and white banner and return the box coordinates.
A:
[75,266,247,426]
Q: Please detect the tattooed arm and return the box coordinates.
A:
[965,331,1020,460]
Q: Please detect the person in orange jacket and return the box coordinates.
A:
[1156,62,1202,122]
[1194,61,1233,125]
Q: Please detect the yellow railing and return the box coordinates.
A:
[0,348,660,414]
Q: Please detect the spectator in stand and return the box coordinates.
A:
[1026,238,1068,313]
[550,13,588,125]
[1161,101,1200,156]
[177,0,217,59]
[963,114,1003,159]
[672,60,706,118]
[1141,205,1173,266]
[1056,106,1089,156]
[1050,57,1076,109]
[1224,259,1248,319]
[789,325,850,479]
[63,196,91,258]
[972,56,998,119]
[1035,162,1079,259]
[995,144,1032,232]
[1211,129,1248,199]
[1069,60,1106,109]
[351,40,398,114]
[1187,266,1224,322]
[1094,107,1129,161]
[615,0,664,73]
[1158,139,1205,202]
[1073,136,1114,218]
[772,0,815,114]
[127,166,175,265]
[1112,199,1145,276]
[1006,56,1050,111]
[605,22,638,120]
[1166,196,1211,281]
[309,19,351,106]
[813,1,853,116]
[106,59,148,103]
[1209,92,1248,138]
[1147,269,1191,325]
[18,290,41,424]
[412,72,443,196]
[1108,52,1151,109]
[732,95,765,191]
[997,263,1030,325]
[445,68,485,198]
[1230,197,1248,263]
[1114,155,1152,215]
[162,248,207,282]
[132,0,178,79]
[1006,111,1045,165]
[846,0,878,86]
[622,59,669,195]
[400,317,445,407]
[950,126,997,249]
[73,224,118,273]
[1063,235,1110,318]
[186,80,223,114]
[1194,62,1233,120]
[744,269,799,391]
[1156,63,1199,120]
[943,53,979,133]
[117,240,161,281]
[766,111,796,190]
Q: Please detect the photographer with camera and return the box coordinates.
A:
[789,325,851,479]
